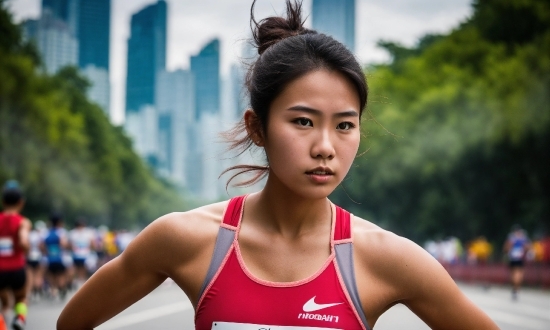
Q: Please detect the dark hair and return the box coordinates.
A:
[223,0,368,187]
[50,212,63,227]
[75,217,86,227]
[2,180,23,206]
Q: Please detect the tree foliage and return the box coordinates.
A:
[0,1,186,228]
[332,0,550,246]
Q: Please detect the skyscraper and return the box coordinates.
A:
[79,0,111,116]
[125,105,158,164]
[190,39,220,120]
[155,69,195,185]
[24,10,78,74]
[312,0,355,52]
[41,0,78,35]
[41,0,71,21]
[229,63,247,119]
[126,0,167,113]
[78,0,110,70]
[82,65,110,113]
[39,0,111,115]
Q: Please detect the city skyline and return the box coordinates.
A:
[9,0,473,125]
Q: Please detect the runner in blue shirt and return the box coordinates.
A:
[503,225,532,300]
[42,213,69,300]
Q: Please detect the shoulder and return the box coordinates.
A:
[351,216,420,266]
[148,200,228,241]
[127,200,230,260]
[351,215,446,296]
[19,217,31,229]
[351,215,416,261]
[350,216,498,329]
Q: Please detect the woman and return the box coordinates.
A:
[58,1,498,329]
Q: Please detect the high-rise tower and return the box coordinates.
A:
[312,0,355,52]
[78,0,110,70]
[41,0,78,37]
[38,0,111,114]
[125,0,167,113]
[190,39,220,120]
[79,0,111,115]
[24,10,78,75]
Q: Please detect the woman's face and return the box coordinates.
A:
[262,69,361,199]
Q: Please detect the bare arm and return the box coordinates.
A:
[60,231,70,250]
[18,218,31,252]
[354,224,498,330]
[395,238,498,329]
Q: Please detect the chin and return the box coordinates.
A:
[289,184,337,201]
[266,171,341,200]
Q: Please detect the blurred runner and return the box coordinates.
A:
[503,225,531,301]
[102,229,118,261]
[0,181,31,330]
[467,236,492,264]
[115,229,134,254]
[68,218,95,288]
[26,220,46,301]
[42,213,69,300]
[93,226,107,269]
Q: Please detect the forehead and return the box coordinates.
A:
[270,69,361,115]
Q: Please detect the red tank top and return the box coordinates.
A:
[195,196,370,330]
[0,212,26,271]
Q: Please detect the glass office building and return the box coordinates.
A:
[78,0,110,70]
[126,0,167,113]
[312,0,355,52]
[190,39,220,120]
[40,0,111,115]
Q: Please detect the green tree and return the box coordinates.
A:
[332,0,550,247]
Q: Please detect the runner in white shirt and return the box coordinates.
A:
[68,219,95,288]
[27,220,46,300]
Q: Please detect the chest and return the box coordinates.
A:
[237,226,332,283]
[195,245,365,330]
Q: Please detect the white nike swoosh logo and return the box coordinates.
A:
[302,296,343,312]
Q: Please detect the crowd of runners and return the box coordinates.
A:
[25,217,136,302]
[0,181,136,330]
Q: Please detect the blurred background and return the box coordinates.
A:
[0,0,549,328]
[3,0,549,260]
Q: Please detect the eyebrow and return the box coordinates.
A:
[287,105,359,118]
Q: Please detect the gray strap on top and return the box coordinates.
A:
[197,227,235,300]
[335,243,371,330]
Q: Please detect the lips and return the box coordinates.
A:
[305,167,334,175]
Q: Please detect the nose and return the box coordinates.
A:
[311,130,335,160]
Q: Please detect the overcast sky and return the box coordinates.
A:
[7,0,472,124]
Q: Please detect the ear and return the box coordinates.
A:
[244,109,264,147]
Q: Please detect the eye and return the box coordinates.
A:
[294,118,313,127]
[337,122,355,130]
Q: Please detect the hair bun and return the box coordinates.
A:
[251,0,311,55]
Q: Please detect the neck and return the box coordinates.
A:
[248,173,332,238]
[2,207,20,214]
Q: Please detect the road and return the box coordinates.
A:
[20,281,550,329]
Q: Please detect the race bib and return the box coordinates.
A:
[29,248,41,260]
[47,245,61,257]
[74,242,90,257]
[212,322,342,330]
[510,247,524,259]
[0,237,14,256]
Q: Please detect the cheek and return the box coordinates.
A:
[339,134,360,166]
[265,128,303,162]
